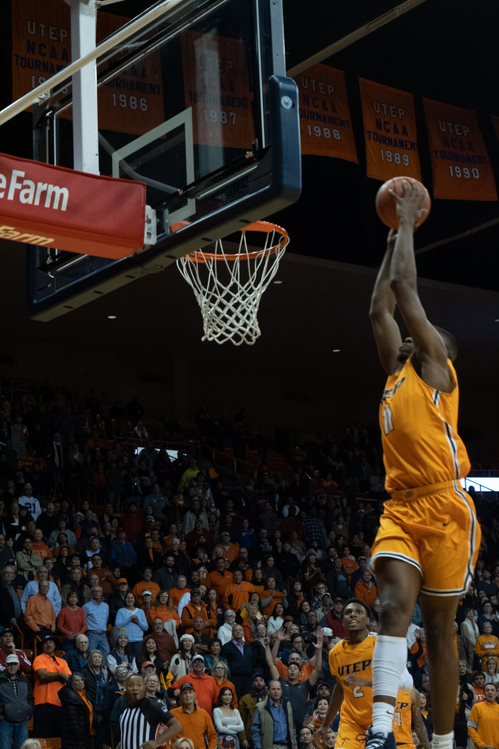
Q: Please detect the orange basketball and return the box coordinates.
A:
[375,176,431,229]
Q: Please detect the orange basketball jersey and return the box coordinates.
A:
[380,359,470,493]
[393,689,414,749]
[329,634,375,730]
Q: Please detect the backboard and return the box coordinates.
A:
[25,0,301,320]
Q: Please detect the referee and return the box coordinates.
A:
[118,675,181,749]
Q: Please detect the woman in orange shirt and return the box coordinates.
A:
[147,590,181,627]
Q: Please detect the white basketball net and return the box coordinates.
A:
[177,221,289,346]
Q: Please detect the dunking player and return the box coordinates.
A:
[367,180,481,749]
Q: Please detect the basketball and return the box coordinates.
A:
[375,176,431,229]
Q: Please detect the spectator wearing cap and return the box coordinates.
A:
[133,568,160,604]
[239,672,268,748]
[170,683,218,749]
[350,555,370,588]
[0,628,32,675]
[322,597,348,640]
[353,568,378,609]
[32,634,72,737]
[83,586,110,656]
[174,654,218,712]
[25,580,57,639]
[0,653,33,749]
[108,578,132,625]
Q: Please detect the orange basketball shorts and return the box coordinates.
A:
[371,480,481,596]
[336,718,368,749]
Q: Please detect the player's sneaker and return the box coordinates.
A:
[366,729,396,749]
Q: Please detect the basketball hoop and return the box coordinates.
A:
[176,220,289,346]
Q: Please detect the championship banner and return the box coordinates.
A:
[424,99,497,201]
[295,65,358,163]
[182,31,255,149]
[0,152,146,258]
[11,0,164,135]
[359,78,422,182]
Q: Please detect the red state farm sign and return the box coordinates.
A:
[0,153,146,259]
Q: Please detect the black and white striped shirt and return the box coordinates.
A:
[119,698,173,749]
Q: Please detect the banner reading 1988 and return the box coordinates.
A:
[295,65,358,163]
[424,99,497,201]
[359,78,422,182]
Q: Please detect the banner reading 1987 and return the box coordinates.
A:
[359,78,422,182]
[295,65,358,163]
[424,99,497,201]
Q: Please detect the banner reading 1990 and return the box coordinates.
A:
[359,78,422,182]
[295,64,358,163]
[424,99,497,201]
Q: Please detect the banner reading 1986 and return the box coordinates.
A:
[295,65,358,163]
[359,78,422,182]
[11,0,164,136]
[424,99,497,201]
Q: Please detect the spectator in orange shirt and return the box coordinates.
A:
[341,547,359,580]
[206,558,234,600]
[173,655,219,713]
[32,528,52,562]
[147,590,181,627]
[354,569,379,608]
[215,532,240,565]
[260,577,288,617]
[223,571,263,612]
[182,588,217,635]
[33,634,72,737]
[170,683,218,749]
[26,580,57,638]
[132,567,160,603]
[475,621,499,662]
[169,575,191,609]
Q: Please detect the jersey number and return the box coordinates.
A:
[353,686,365,699]
[383,405,394,435]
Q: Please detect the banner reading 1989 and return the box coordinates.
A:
[295,65,358,163]
[359,78,422,182]
[424,99,497,201]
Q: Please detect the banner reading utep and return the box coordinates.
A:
[0,152,146,258]
[295,65,358,163]
[424,99,497,201]
[11,0,164,135]
[359,78,422,182]
[182,31,255,149]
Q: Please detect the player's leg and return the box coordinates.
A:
[369,557,422,747]
[419,593,461,749]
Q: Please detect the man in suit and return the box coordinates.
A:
[221,624,255,697]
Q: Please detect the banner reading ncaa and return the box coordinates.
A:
[0,153,146,259]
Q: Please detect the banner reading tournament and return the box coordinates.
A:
[11,0,164,135]
[359,79,422,182]
[295,65,358,163]
[424,99,497,201]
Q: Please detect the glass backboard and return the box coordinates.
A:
[26,0,301,319]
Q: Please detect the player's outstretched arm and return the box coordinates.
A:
[389,181,449,380]
[369,229,403,374]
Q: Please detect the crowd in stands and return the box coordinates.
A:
[0,382,498,749]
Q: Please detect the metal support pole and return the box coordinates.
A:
[66,0,100,174]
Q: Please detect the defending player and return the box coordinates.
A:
[367,180,481,749]
[393,686,430,749]
[314,599,377,749]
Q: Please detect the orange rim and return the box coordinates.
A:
[182,220,289,263]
